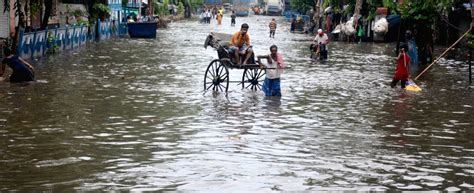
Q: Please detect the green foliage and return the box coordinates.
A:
[381,0,396,12]
[190,0,203,12]
[178,2,184,15]
[365,0,396,21]
[76,19,91,27]
[73,9,84,17]
[398,0,452,22]
[466,33,474,49]
[154,0,170,16]
[46,33,59,55]
[290,0,313,13]
[93,3,111,14]
[322,0,330,11]
[91,2,110,20]
[66,4,72,13]
[344,3,354,15]
[30,1,42,16]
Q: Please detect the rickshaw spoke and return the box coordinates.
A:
[214,65,219,77]
[245,72,252,82]
[256,70,265,80]
[218,65,225,76]
[210,63,216,76]
[218,84,224,92]
[209,66,215,77]
[220,75,228,81]
[246,83,252,89]
[206,83,214,90]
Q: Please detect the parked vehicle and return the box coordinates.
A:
[233,0,253,16]
[264,0,284,16]
[223,3,231,11]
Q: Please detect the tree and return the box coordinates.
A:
[41,0,53,30]
[398,0,453,65]
[177,1,184,16]
[290,0,313,13]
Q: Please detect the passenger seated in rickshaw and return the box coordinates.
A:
[228,23,254,65]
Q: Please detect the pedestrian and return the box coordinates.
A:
[313,29,329,60]
[199,10,206,23]
[405,30,419,66]
[230,11,236,26]
[217,12,223,25]
[1,47,35,82]
[257,45,285,96]
[206,9,212,23]
[229,23,253,65]
[290,15,296,32]
[269,18,277,38]
[356,25,364,43]
[391,43,411,89]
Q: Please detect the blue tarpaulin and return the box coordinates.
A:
[386,14,401,28]
[463,3,473,9]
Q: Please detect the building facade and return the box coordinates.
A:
[0,2,9,38]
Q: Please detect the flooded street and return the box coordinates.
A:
[0,15,473,191]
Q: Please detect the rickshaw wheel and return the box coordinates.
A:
[241,68,266,91]
[204,59,229,92]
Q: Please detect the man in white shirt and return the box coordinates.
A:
[205,10,212,23]
[257,45,284,96]
[313,29,329,60]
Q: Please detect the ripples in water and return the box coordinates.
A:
[0,15,472,192]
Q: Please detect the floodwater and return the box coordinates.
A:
[0,15,473,192]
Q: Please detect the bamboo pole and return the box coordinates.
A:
[414,28,472,80]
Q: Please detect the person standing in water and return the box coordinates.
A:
[391,43,411,89]
[269,18,277,38]
[257,45,285,96]
[1,47,35,82]
[230,11,236,26]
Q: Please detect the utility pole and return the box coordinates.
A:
[313,0,320,33]
[8,0,15,38]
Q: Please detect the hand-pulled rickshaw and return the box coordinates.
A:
[203,33,267,92]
